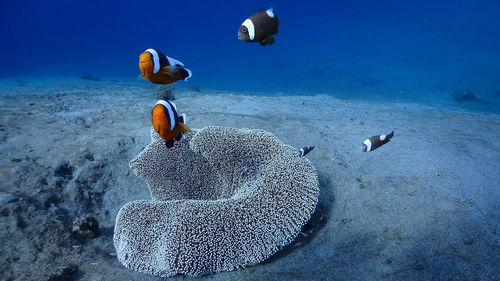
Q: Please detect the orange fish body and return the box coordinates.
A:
[139,49,192,85]
[151,100,189,148]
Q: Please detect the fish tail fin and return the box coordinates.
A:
[161,66,192,81]
[388,131,394,138]
[179,68,192,81]
[165,140,174,148]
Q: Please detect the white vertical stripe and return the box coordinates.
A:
[363,139,372,152]
[145,49,161,74]
[242,19,255,40]
[155,100,175,131]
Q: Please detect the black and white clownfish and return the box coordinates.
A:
[151,99,189,148]
[298,146,315,157]
[139,48,192,84]
[362,131,394,152]
[238,7,279,46]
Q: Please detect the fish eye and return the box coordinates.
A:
[242,28,247,33]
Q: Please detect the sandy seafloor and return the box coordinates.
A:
[0,77,499,281]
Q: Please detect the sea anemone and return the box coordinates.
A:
[113,126,319,277]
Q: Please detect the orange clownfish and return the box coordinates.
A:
[152,100,189,148]
[139,48,192,84]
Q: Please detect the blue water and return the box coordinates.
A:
[1,0,499,112]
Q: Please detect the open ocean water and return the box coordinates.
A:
[1,0,499,112]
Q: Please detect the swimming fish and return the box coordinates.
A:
[298,146,315,157]
[362,131,394,152]
[238,7,279,46]
[139,48,192,84]
[151,99,189,148]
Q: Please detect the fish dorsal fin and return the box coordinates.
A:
[183,68,192,80]
[266,7,274,17]
[167,56,184,67]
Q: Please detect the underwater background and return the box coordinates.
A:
[1,0,499,112]
[2,1,500,280]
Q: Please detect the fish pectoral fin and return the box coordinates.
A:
[160,66,174,76]
[177,122,189,133]
[160,65,181,76]
[166,56,184,67]
[260,35,275,46]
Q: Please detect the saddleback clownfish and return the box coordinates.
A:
[139,48,192,85]
[298,146,315,157]
[152,99,189,148]
[362,131,394,152]
[238,7,279,46]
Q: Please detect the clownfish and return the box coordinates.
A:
[238,7,279,46]
[139,48,192,85]
[151,100,189,148]
[298,146,315,157]
[362,131,394,152]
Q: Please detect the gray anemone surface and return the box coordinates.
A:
[113,126,319,277]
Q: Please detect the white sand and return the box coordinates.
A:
[0,78,499,280]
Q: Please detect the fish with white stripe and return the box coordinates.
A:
[238,7,279,46]
[298,146,315,157]
[151,99,189,148]
[362,131,394,152]
[139,48,192,84]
